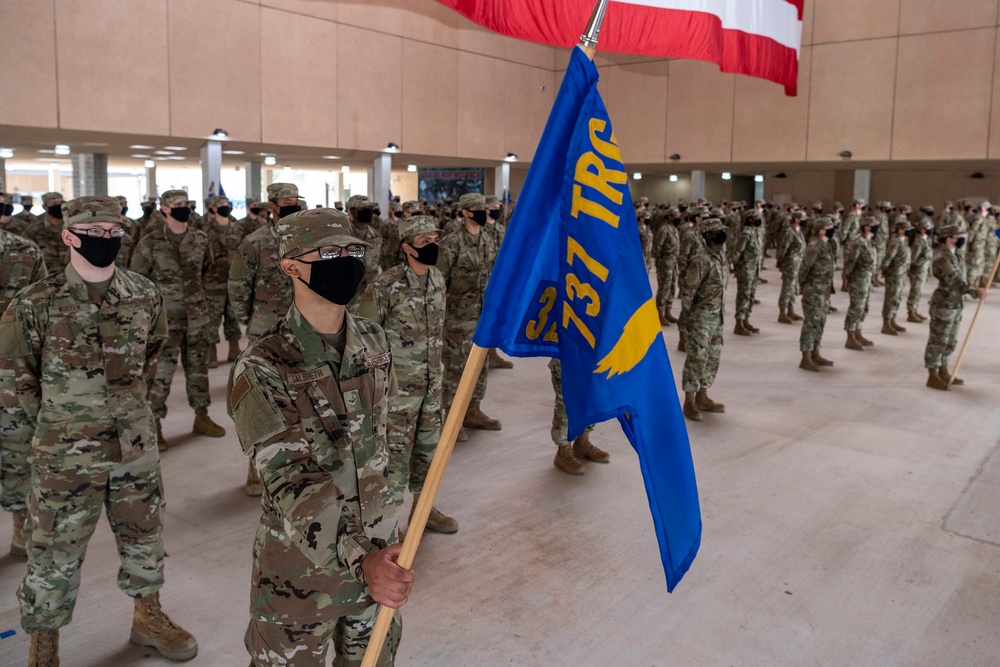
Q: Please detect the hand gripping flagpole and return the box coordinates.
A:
[360,2,610,665]
[949,246,1000,385]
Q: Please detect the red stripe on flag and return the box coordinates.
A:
[782,0,804,20]
[437,0,801,95]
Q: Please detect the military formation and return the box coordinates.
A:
[0,183,996,666]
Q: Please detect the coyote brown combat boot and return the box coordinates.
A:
[155,419,168,452]
[845,331,864,351]
[463,401,501,430]
[227,339,241,362]
[554,444,585,475]
[890,317,906,333]
[659,309,671,327]
[208,345,219,369]
[939,365,963,386]
[410,494,458,533]
[487,348,513,369]
[857,330,874,347]
[734,319,752,336]
[11,510,26,558]
[788,306,804,321]
[907,309,922,323]
[682,392,703,421]
[192,408,226,437]
[812,349,834,367]
[29,629,59,667]
[664,307,678,324]
[695,389,725,413]
[777,308,792,324]
[799,350,820,372]
[881,318,897,335]
[131,592,198,661]
[244,459,262,497]
[678,330,687,352]
[927,368,950,391]
[745,319,760,334]
[572,433,610,463]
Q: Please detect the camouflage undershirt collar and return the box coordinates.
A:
[402,262,443,292]
[64,263,126,306]
[286,304,370,376]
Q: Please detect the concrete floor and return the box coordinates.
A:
[2,265,1000,667]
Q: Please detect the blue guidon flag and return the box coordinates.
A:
[472,46,700,592]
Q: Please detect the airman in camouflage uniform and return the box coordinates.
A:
[925,223,987,390]
[345,195,383,316]
[228,208,411,666]
[111,195,137,268]
[965,201,990,287]
[881,217,912,335]
[776,211,806,324]
[1,190,31,236]
[131,189,226,448]
[0,200,47,558]
[243,196,268,232]
[843,216,878,351]
[987,205,1000,285]
[368,215,457,533]
[548,358,609,474]
[484,195,507,251]
[907,216,934,322]
[653,207,680,326]
[798,217,837,372]
[680,218,728,422]
[200,195,251,365]
[23,192,70,275]
[731,210,763,336]
[13,194,37,228]
[378,201,407,271]
[675,206,709,352]
[838,199,865,287]
[870,202,890,286]
[638,209,654,273]
[0,196,197,664]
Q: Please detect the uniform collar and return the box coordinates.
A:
[402,262,442,290]
[287,304,368,377]
[64,262,125,306]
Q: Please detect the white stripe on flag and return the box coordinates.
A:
[614,0,802,54]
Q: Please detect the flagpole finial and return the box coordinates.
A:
[579,0,609,50]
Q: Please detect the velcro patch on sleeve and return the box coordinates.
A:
[363,352,390,369]
[0,314,30,359]
[230,369,288,454]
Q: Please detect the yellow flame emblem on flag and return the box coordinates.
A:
[594,298,661,378]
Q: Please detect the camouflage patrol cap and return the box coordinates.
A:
[693,206,709,216]
[402,200,421,213]
[742,209,760,222]
[893,218,912,231]
[793,211,808,220]
[699,218,726,234]
[0,190,11,203]
[62,196,132,228]
[667,207,680,216]
[485,195,500,205]
[937,223,962,238]
[267,182,298,201]
[42,191,64,206]
[640,210,652,220]
[113,195,128,207]
[861,215,877,228]
[919,205,935,215]
[20,195,33,205]
[981,200,993,209]
[399,215,439,240]
[347,195,373,210]
[915,217,934,230]
[247,197,261,208]
[833,201,844,210]
[901,205,912,214]
[276,208,367,257]
[459,193,486,210]
[811,201,823,211]
[208,195,230,208]
[160,189,188,206]
[853,198,866,206]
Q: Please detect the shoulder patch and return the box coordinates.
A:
[229,372,253,412]
[363,352,391,369]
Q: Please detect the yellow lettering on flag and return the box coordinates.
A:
[594,298,661,378]
[571,185,620,228]
[574,152,625,206]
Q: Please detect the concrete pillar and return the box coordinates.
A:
[337,171,346,207]
[145,163,157,201]
[754,178,765,202]
[366,167,374,198]
[373,153,391,215]
[201,140,222,198]
[245,161,262,201]
[48,164,62,193]
[71,153,108,196]
[0,158,6,192]
[854,169,871,204]
[690,170,706,200]
[494,163,510,200]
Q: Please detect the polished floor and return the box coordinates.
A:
[1,264,1000,666]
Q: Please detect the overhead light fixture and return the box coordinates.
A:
[754,175,764,183]
[130,144,154,150]
[263,156,277,166]
[341,165,351,173]
[153,150,175,155]
[775,172,788,179]
[223,150,245,155]
[669,174,679,182]
[669,154,681,161]
[213,128,229,139]
[54,144,71,156]
[0,148,13,159]
[721,172,732,180]
[632,172,642,180]
[505,153,518,162]
[407,164,418,173]
[322,155,341,160]
[386,142,400,152]
[839,150,852,158]
[144,159,156,168]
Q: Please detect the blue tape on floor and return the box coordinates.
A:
[0,629,15,639]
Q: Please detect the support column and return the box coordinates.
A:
[0,158,6,192]
[373,153,391,215]
[71,153,108,196]
[245,161,262,201]
[201,140,222,198]
[854,169,871,204]
[337,171,346,207]
[690,170,706,200]
[494,163,510,200]
[754,178,765,202]
[48,164,62,194]
[145,163,157,201]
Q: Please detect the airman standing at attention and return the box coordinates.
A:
[200,195,251,366]
[843,216,878,351]
[675,206,709,352]
[872,202,891,286]
[439,193,500,439]
[907,217,934,323]
[227,208,412,666]
[13,194,36,227]
[548,359,609,474]
[881,218,913,336]
[1,191,31,236]
[839,199,865,287]
[112,196,137,267]
[653,207,680,326]
[345,195,383,315]
[242,197,268,231]
[965,200,990,288]
[131,189,226,449]
[798,217,837,372]
[482,195,514,370]
[23,192,70,275]
[0,196,197,665]
[680,218,728,422]
[731,209,763,336]
[776,211,806,324]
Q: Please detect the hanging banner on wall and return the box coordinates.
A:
[418,167,485,203]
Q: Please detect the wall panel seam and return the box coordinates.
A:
[812,24,1000,48]
[52,0,60,128]
[889,2,902,159]
[986,28,999,158]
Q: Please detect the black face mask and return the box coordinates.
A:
[250,207,262,215]
[216,206,232,217]
[355,209,374,224]
[468,210,488,226]
[393,211,403,219]
[956,237,967,249]
[410,242,439,266]
[488,209,502,221]
[824,228,836,239]
[297,256,365,305]
[121,206,128,216]
[67,230,122,268]
[374,208,381,217]
[707,231,727,246]
[47,205,64,219]
[278,204,300,219]
[141,205,153,215]
[168,206,191,223]
[869,226,879,236]
[753,219,762,227]
[2,203,14,216]
[905,229,914,239]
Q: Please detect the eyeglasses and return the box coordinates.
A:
[294,244,366,260]
[72,227,127,238]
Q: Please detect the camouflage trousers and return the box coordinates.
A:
[967,259,985,288]
[205,286,241,344]
[882,276,906,319]
[247,512,400,667]
[875,244,887,277]
[844,275,873,331]
[681,317,723,394]
[924,305,963,369]
[387,390,442,504]
[548,359,593,447]
[907,266,930,311]
[799,287,830,351]
[654,262,677,313]
[19,444,164,631]
[442,319,488,407]
[778,263,800,310]
[149,325,211,418]
[0,409,32,512]
[734,263,759,320]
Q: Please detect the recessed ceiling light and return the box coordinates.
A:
[153,150,174,155]
[223,150,245,155]
[505,153,518,162]
[632,172,642,180]
[341,165,351,173]
[213,129,229,139]
[54,144,71,155]
[130,154,151,159]
[721,172,732,180]
[0,148,13,159]
[144,159,156,168]
[407,164,417,173]
[754,175,764,183]
[669,174,678,182]
[264,156,277,166]
[322,155,341,160]
[130,144,154,150]
[164,146,187,151]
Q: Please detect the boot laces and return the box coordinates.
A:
[36,631,57,665]
[144,597,181,631]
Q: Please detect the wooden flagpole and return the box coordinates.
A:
[949,248,1000,384]
[361,2,608,664]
